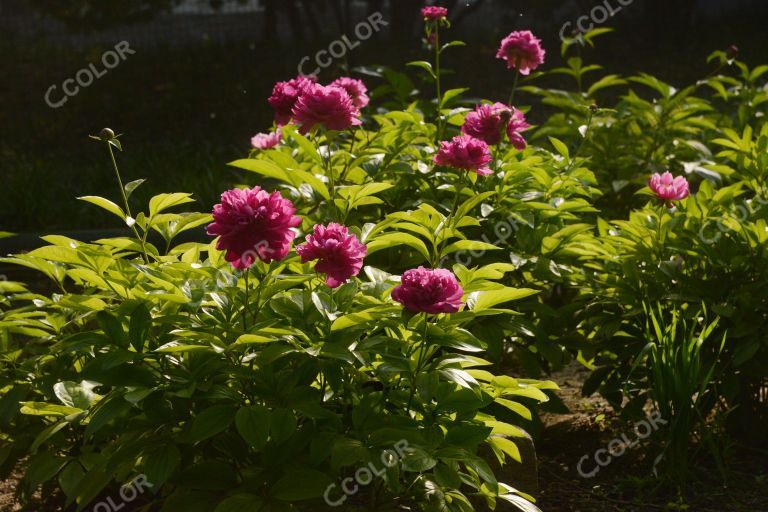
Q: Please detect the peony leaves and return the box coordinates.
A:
[466,287,539,312]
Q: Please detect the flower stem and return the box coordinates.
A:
[406,313,430,414]
[106,142,149,263]
[242,269,250,333]
[508,65,520,106]
[323,132,339,222]
[434,24,444,141]
[435,170,466,266]
[250,261,272,324]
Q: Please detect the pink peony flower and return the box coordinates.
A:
[434,135,493,176]
[296,223,367,288]
[291,83,362,135]
[330,77,370,109]
[461,103,512,146]
[506,109,531,150]
[207,187,301,269]
[391,267,464,314]
[496,30,546,76]
[268,75,316,125]
[421,6,448,21]
[251,130,282,150]
[648,171,690,203]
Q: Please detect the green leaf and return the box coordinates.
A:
[85,395,131,438]
[155,342,214,353]
[229,158,290,182]
[270,408,297,444]
[124,179,146,198]
[235,405,271,449]
[97,311,127,346]
[440,40,466,52]
[467,288,539,311]
[235,334,278,344]
[30,421,69,452]
[367,232,431,262]
[271,470,333,501]
[73,463,113,509]
[58,461,85,502]
[440,88,469,108]
[214,494,264,512]
[129,303,151,353]
[504,386,549,402]
[20,402,82,417]
[331,307,396,331]
[144,443,181,490]
[494,398,532,420]
[407,60,436,79]
[229,159,330,200]
[548,137,570,159]
[443,240,500,254]
[53,381,102,410]
[77,196,125,221]
[283,125,323,164]
[149,193,195,217]
[189,405,237,443]
[26,452,69,490]
[488,436,522,463]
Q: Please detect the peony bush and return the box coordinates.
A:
[1,10,767,512]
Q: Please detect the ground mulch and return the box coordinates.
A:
[535,364,768,512]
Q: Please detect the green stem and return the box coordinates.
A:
[434,171,466,266]
[323,133,339,221]
[242,269,250,333]
[563,109,594,174]
[434,24,443,141]
[251,262,272,324]
[656,204,666,260]
[106,142,149,262]
[339,137,353,184]
[406,313,430,414]
[508,65,520,106]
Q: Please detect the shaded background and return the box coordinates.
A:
[2,0,768,232]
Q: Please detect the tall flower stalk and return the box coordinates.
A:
[96,129,149,263]
[420,6,450,141]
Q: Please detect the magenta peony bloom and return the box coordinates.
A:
[648,171,690,203]
[434,134,493,176]
[251,130,282,150]
[207,187,301,269]
[496,30,546,76]
[296,223,367,288]
[330,77,370,109]
[391,267,464,314]
[461,103,512,146]
[291,83,362,135]
[506,109,531,150]
[421,6,448,21]
[268,75,316,125]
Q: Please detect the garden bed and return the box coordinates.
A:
[2,7,767,512]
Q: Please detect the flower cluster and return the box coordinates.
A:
[267,75,366,134]
[268,75,316,126]
[208,189,465,312]
[229,22,551,307]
